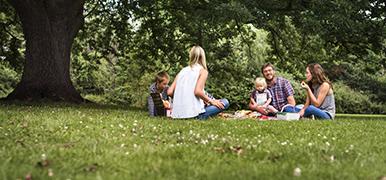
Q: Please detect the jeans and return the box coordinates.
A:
[282,105,302,113]
[302,105,332,119]
[197,99,230,120]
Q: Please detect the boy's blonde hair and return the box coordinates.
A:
[189,45,207,70]
[254,77,267,88]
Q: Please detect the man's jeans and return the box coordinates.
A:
[197,99,230,120]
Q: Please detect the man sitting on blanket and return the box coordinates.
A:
[261,63,300,113]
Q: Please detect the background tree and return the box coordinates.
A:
[2,0,86,102]
[1,0,385,113]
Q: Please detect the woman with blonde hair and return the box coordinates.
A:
[299,63,335,119]
[167,45,229,119]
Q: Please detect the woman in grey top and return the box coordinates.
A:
[299,63,335,119]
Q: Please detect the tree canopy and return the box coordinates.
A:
[1,0,385,113]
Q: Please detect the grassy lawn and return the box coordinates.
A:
[0,103,385,180]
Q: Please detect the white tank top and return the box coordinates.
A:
[172,64,205,118]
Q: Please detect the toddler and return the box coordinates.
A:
[249,77,278,115]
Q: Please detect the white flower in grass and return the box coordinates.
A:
[330,155,335,162]
[122,134,126,137]
[323,136,327,139]
[41,154,47,160]
[133,123,137,127]
[349,144,354,150]
[257,140,262,144]
[201,139,208,145]
[125,152,129,155]
[120,144,125,148]
[332,137,336,141]
[80,121,83,124]
[153,126,157,130]
[293,167,301,176]
[345,149,349,153]
[227,131,231,135]
[133,144,138,148]
[281,141,287,146]
[222,138,227,142]
[317,134,321,137]
[48,168,54,177]
[85,125,89,129]
[308,142,313,146]
[119,124,123,128]
[189,130,193,134]
[325,142,330,146]
[110,124,114,128]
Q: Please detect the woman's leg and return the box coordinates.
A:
[303,105,331,119]
[197,99,229,120]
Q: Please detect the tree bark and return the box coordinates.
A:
[5,0,86,103]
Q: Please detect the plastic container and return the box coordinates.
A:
[276,112,300,120]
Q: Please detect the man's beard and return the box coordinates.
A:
[265,75,276,87]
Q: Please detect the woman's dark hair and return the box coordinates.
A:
[307,63,332,91]
[155,71,169,84]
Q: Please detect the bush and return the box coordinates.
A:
[334,81,386,114]
[0,61,19,97]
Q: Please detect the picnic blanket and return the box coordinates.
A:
[218,110,300,121]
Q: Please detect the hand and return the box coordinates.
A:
[257,105,268,114]
[210,99,225,109]
[299,109,305,117]
[300,81,309,89]
[162,100,170,109]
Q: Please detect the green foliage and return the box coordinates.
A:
[0,0,24,72]
[0,61,19,97]
[1,0,385,114]
[334,81,386,114]
[207,24,271,109]
[1,104,386,179]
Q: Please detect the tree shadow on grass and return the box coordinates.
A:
[0,99,145,112]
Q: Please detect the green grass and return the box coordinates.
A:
[0,103,385,180]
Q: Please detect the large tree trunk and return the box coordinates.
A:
[5,0,86,103]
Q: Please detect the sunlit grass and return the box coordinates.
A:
[0,103,385,179]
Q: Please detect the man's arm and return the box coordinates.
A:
[287,95,296,106]
[283,79,296,106]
